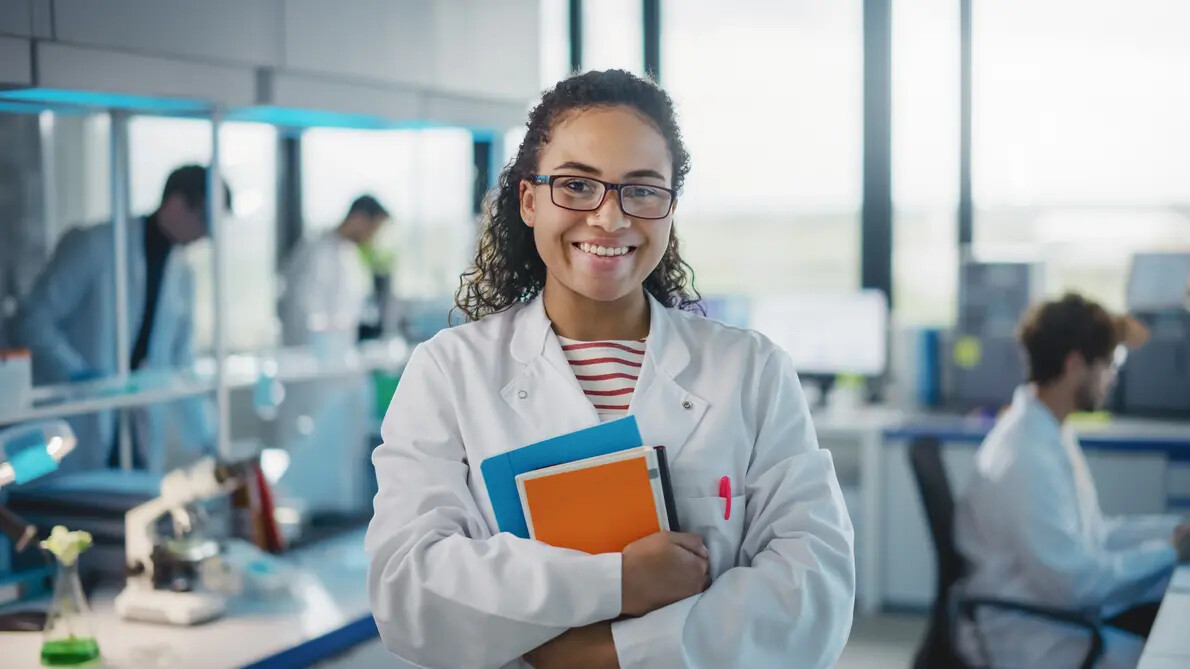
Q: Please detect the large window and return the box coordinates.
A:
[301,128,473,301]
[127,116,278,353]
[662,0,863,297]
[539,0,571,88]
[583,0,644,74]
[892,0,960,325]
[972,0,1190,311]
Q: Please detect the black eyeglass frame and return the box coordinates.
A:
[530,174,677,220]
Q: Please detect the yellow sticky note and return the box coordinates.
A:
[954,336,982,369]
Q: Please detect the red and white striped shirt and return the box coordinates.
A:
[557,335,647,422]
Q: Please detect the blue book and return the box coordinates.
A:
[481,416,643,538]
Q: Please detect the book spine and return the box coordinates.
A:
[654,446,681,532]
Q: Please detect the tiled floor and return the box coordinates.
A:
[315,613,927,668]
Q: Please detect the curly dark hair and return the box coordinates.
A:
[1018,292,1122,385]
[454,69,702,322]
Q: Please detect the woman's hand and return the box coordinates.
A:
[524,623,619,669]
[621,531,710,616]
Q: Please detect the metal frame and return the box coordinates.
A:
[643,0,661,81]
[276,132,303,269]
[568,0,583,73]
[208,107,230,460]
[472,137,493,217]
[959,0,974,251]
[861,0,894,307]
[108,109,133,470]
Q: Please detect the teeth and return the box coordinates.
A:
[579,243,631,257]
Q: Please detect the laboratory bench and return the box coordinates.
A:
[0,529,389,669]
[811,404,1190,614]
[1138,565,1190,669]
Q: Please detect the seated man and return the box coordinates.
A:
[955,293,1190,669]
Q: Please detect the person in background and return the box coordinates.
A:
[955,292,1190,669]
[365,69,855,669]
[271,195,391,516]
[278,195,391,347]
[8,165,228,473]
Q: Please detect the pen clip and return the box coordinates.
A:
[718,476,731,520]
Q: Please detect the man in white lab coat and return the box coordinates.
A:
[278,195,390,347]
[8,165,228,474]
[955,293,1190,668]
[274,195,390,513]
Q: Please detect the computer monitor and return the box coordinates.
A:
[1126,252,1190,312]
[748,291,889,377]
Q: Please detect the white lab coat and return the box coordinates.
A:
[955,386,1180,669]
[7,218,214,474]
[365,293,855,669]
[274,230,373,513]
[278,230,372,347]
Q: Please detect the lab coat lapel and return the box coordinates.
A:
[501,297,600,439]
[629,294,708,464]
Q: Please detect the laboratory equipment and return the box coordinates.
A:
[1125,252,1190,312]
[749,291,888,377]
[40,526,101,667]
[113,456,257,626]
[1115,253,1190,418]
[748,291,888,408]
[943,260,1041,412]
[0,421,77,628]
[5,470,161,582]
[0,420,77,488]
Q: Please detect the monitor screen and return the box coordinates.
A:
[749,291,889,377]
[1127,253,1190,311]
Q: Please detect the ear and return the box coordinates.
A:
[519,180,536,228]
[1064,351,1087,377]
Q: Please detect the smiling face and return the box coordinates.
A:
[518,105,675,306]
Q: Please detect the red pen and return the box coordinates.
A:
[719,476,732,520]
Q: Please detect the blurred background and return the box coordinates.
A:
[0,1,1188,668]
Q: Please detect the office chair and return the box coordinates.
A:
[907,437,1105,669]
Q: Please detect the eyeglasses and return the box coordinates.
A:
[1110,345,1128,373]
[531,175,676,220]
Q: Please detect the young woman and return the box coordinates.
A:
[366,70,855,669]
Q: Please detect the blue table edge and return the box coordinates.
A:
[883,425,1190,460]
[239,614,379,669]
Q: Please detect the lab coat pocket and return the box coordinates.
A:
[679,495,746,579]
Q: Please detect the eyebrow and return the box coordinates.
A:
[552,161,669,183]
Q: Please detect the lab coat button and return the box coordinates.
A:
[682,400,693,410]
[517,390,528,399]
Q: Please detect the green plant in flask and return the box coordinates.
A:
[39,526,101,667]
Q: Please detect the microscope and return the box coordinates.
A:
[113,456,257,626]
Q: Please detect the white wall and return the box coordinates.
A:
[282,0,436,88]
[52,0,284,66]
[0,0,31,36]
[7,0,540,116]
[282,0,539,101]
[0,35,30,84]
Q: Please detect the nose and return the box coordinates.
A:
[586,189,629,232]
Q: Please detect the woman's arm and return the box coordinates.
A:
[609,348,856,669]
[365,343,623,669]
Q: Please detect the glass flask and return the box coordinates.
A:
[40,557,101,666]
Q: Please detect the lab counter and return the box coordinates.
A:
[1,529,390,669]
[1138,565,1190,669]
[879,410,1190,611]
[810,405,1190,614]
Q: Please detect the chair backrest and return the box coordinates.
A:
[908,437,970,669]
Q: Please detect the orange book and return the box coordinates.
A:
[515,445,678,554]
